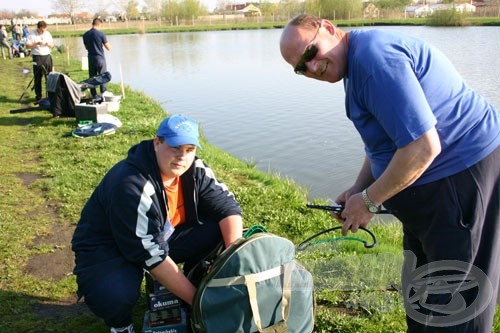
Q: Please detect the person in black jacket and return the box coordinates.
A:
[71,114,243,333]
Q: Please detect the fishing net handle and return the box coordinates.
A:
[306,203,393,214]
[296,226,377,251]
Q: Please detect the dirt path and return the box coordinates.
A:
[16,169,92,318]
[14,171,72,278]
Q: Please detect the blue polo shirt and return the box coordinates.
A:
[345,29,499,186]
[83,28,108,58]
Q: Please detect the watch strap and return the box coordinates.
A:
[362,189,379,213]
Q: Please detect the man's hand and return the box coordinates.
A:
[150,256,196,305]
[339,192,374,236]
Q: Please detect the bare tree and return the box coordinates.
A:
[215,0,232,12]
[52,0,87,23]
[92,0,111,19]
[16,9,41,18]
[144,0,164,19]
[112,0,140,20]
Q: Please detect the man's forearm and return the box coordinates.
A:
[367,127,441,205]
[150,256,196,305]
[352,155,375,192]
[219,215,243,248]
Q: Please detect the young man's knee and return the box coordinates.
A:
[78,264,143,314]
[84,280,141,319]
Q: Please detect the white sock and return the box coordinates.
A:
[110,324,134,333]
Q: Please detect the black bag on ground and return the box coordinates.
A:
[189,231,315,333]
[47,72,81,117]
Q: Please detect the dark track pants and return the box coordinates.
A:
[32,54,52,100]
[87,55,107,96]
[384,145,500,333]
[76,221,222,328]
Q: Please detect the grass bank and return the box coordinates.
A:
[0,51,498,332]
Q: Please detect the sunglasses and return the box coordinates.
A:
[294,26,321,75]
[294,44,319,75]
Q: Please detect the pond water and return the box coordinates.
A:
[57,25,500,202]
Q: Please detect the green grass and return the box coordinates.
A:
[0,42,498,332]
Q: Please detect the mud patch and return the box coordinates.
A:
[16,171,42,187]
[14,172,92,317]
[15,171,74,281]
[23,223,76,281]
[31,297,91,319]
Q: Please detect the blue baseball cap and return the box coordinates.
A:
[156,114,201,148]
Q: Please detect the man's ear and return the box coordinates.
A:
[153,137,160,151]
[322,19,336,35]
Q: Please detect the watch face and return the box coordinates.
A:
[369,206,379,213]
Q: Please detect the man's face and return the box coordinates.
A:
[280,21,346,83]
[154,138,196,180]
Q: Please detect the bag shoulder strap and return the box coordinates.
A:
[246,261,293,332]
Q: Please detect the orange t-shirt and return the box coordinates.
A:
[164,177,186,227]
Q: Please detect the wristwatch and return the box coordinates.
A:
[361,189,380,213]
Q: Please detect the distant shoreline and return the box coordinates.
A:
[42,16,500,39]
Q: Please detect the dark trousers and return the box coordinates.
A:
[384,146,500,333]
[32,54,52,100]
[76,221,222,328]
[88,55,107,96]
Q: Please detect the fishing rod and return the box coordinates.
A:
[18,75,35,102]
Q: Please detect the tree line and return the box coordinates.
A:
[1,0,497,23]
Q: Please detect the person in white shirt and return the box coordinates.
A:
[26,21,54,102]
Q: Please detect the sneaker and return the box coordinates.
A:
[110,324,135,333]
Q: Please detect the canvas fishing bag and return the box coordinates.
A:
[189,232,315,333]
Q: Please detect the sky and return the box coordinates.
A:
[1,0,218,17]
[1,0,54,16]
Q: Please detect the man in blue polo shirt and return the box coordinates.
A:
[280,14,500,333]
[83,18,111,97]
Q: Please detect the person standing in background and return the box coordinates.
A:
[0,25,12,60]
[22,25,29,40]
[14,24,22,41]
[83,18,111,97]
[26,21,54,102]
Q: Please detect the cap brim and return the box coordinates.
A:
[165,136,201,148]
